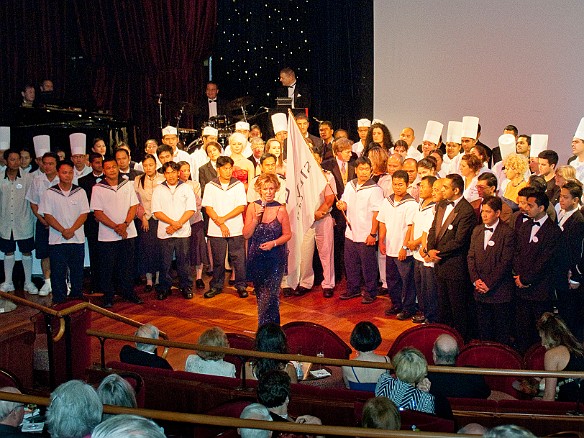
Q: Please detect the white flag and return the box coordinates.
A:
[285,111,328,289]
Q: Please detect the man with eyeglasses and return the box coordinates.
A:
[0,387,34,437]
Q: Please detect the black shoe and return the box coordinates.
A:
[396,311,414,321]
[236,287,248,298]
[282,287,293,297]
[204,287,222,298]
[294,286,311,296]
[361,294,377,304]
[378,287,389,296]
[181,288,193,299]
[385,306,401,316]
[339,291,361,300]
[229,279,236,285]
[156,289,170,300]
[144,284,154,293]
[126,294,144,305]
[195,279,205,290]
[322,288,334,298]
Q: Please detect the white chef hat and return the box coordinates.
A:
[0,127,10,150]
[357,118,371,128]
[574,117,584,140]
[69,133,87,156]
[461,116,479,139]
[372,118,385,125]
[33,135,51,157]
[161,125,177,136]
[423,120,443,145]
[498,134,516,160]
[235,121,250,131]
[530,134,548,158]
[271,113,287,134]
[202,126,219,137]
[446,121,463,144]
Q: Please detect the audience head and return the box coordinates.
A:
[92,414,166,438]
[361,397,400,430]
[135,324,160,353]
[392,347,428,386]
[350,321,382,353]
[97,374,137,420]
[0,387,25,427]
[197,327,230,361]
[457,423,488,435]
[238,403,273,438]
[253,323,289,379]
[555,165,577,188]
[536,312,583,353]
[483,424,537,438]
[432,334,460,365]
[46,380,102,438]
[257,370,291,409]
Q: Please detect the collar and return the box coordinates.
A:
[162,180,184,189]
[485,219,499,232]
[447,195,464,208]
[3,169,21,179]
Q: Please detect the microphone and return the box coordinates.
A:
[155,93,163,104]
[258,201,266,223]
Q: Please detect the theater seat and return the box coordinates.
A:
[282,321,351,359]
[224,333,255,377]
[0,368,22,389]
[387,323,464,365]
[456,340,523,398]
[195,398,255,438]
[523,343,546,370]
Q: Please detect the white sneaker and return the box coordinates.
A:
[39,282,51,296]
[24,282,39,295]
[0,282,15,293]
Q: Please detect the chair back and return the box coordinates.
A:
[0,368,22,390]
[523,343,546,370]
[195,398,255,438]
[456,340,523,398]
[282,321,351,359]
[388,324,464,365]
[224,333,255,377]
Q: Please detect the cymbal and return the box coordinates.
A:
[227,96,254,110]
[168,100,202,116]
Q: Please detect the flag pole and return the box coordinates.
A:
[287,110,353,231]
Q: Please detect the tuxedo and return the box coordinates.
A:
[490,146,502,167]
[201,96,227,120]
[471,198,513,225]
[119,168,143,181]
[428,197,477,340]
[513,216,561,352]
[277,81,311,109]
[467,221,516,344]
[120,345,173,370]
[247,154,261,178]
[545,178,560,205]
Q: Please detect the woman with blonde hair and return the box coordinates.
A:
[503,153,529,204]
[537,312,584,401]
[555,165,577,188]
[185,326,236,377]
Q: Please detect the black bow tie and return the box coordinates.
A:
[446,201,455,207]
[531,220,541,227]
[485,227,494,232]
[288,85,295,88]
[208,99,216,103]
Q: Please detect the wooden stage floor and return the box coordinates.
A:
[87,276,415,370]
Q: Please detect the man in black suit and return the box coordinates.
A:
[202,81,226,120]
[556,181,584,339]
[513,187,561,353]
[278,67,311,110]
[319,121,335,161]
[295,114,323,154]
[467,196,516,344]
[78,152,104,294]
[119,324,172,370]
[247,137,264,178]
[427,334,491,399]
[427,174,477,341]
[322,138,355,282]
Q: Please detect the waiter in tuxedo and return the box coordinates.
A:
[467,196,515,344]
[278,67,311,110]
[427,174,477,341]
[322,137,355,282]
[202,81,226,121]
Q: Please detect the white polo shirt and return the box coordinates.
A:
[201,178,246,237]
[411,201,436,265]
[25,173,60,207]
[377,193,418,257]
[246,174,287,204]
[90,178,139,242]
[340,178,384,243]
[38,184,90,245]
[151,180,197,239]
[0,170,35,240]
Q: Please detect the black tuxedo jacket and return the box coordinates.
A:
[247,154,261,177]
[277,81,311,109]
[467,221,516,303]
[428,197,477,279]
[120,345,173,370]
[513,217,562,301]
[559,210,584,286]
[198,161,217,196]
[78,172,104,236]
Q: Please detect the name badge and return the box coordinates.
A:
[447,224,453,230]
[532,236,539,243]
[16,183,23,189]
[487,240,495,247]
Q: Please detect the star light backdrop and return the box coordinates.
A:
[212,0,372,137]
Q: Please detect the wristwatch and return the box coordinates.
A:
[402,245,408,250]
[369,233,377,238]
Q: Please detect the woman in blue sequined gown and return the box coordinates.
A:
[243,173,292,326]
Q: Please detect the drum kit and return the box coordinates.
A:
[155,94,264,153]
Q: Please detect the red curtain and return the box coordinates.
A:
[73,0,217,139]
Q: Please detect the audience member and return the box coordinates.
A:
[97,374,137,420]
[239,403,273,438]
[120,324,172,369]
[245,323,297,383]
[91,414,166,438]
[361,397,400,430]
[0,387,36,437]
[185,326,236,377]
[483,424,537,438]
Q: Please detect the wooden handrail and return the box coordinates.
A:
[0,293,169,358]
[87,329,584,379]
[1,389,573,438]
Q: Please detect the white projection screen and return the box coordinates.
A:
[373,0,584,163]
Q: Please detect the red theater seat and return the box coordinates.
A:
[282,321,351,359]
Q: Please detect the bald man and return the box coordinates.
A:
[426,335,490,399]
[0,387,35,437]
